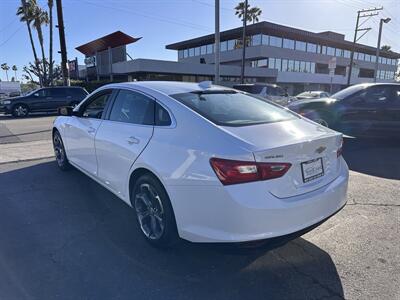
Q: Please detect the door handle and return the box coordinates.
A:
[126,136,140,145]
[87,127,96,134]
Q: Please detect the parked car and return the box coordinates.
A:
[295,91,331,100]
[288,83,400,138]
[233,83,291,106]
[53,81,348,247]
[0,86,88,117]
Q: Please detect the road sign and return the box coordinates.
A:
[329,70,335,77]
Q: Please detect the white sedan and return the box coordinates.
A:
[53,81,348,247]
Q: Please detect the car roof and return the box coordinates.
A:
[103,81,234,95]
[233,83,279,88]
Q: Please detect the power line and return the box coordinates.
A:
[0,25,24,48]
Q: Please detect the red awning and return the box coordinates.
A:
[76,31,141,56]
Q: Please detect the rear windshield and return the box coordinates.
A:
[171,91,297,127]
[233,85,264,94]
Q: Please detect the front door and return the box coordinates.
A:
[95,89,155,197]
[64,90,113,176]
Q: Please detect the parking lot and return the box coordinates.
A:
[0,114,399,300]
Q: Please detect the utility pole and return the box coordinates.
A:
[240,0,248,84]
[56,0,70,86]
[347,7,382,86]
[214,0,220,85]
[374,18,391,82]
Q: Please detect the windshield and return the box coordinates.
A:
[331,85,368,100]
[171,91,297,127]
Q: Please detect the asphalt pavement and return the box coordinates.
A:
[0,114,399,300]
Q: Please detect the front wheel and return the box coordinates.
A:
[53,130,71,171]
[131,174,179,247]
[12,104,29,117]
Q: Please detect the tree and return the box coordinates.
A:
[17,0,41,85]
[1,63,10,81]
[32,5,49,85]
[48,0,54,86]
[235,1,262,24]
[12,65,18,80]
[381,45,391,52]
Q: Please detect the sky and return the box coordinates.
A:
[0,0,399,82]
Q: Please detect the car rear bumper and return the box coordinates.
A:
[168,157,349,243]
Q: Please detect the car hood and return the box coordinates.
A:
[2,96,25,102]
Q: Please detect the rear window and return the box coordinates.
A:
[233,85,264,94]
[171,91,297,127]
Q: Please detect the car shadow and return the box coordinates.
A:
[343,136,400,180]
[0,160,344,300]
[0,112,58,120]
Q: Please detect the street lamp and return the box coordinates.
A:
[374,17,391,82]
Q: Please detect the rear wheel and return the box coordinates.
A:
[12,104,29,117]
[53,130,70,171]
[131,174,179,247]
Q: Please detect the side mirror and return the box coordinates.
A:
[58,106,74,116]
[33,93,39,97]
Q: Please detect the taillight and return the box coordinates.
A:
[210,158,291,185]
[337,137,343,158]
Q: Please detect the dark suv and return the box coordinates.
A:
[0,86,88,117]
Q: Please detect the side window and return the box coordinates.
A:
[347,86,391,106]
[82,92,112,119]
[155,103,172,126]
[49,88,66,97]
[36,89,50,97]
[109,90,154,125]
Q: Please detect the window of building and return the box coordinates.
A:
[335,48,343,57]
[283,38,295,49]
[194,47,200,56]
[305,61,311,73]
[321,46,327,55]
[307,43,317,53]
[344,50,351,58]
[226,39,235,51]
[275,58,282,71]
[269,36,282,47]
[282,59,288,72]
[252,34,262,46]
[200,45,207,55]
[310,62,316,73]
[364,54,371,62]
[183,49,188,58]
[262,34,269,45]
[327,47,335,56]
[358,52,365,61]
[382,57,387,64]
[288,60,294,72]
[206,44,213,54]
[178,50,184,59]
[295,41,306,51]
[189,48,194,57]
[269,58,275,69]
[221,41,227,52]
[294,60,300,72]
[300,61,306,72]
[317,45,321,54]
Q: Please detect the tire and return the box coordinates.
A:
[52,130,71,171]
[131,174,179,247]
[314,112,332,128]
[11,104,29,117]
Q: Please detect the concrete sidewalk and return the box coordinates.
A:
[0,140,54,164]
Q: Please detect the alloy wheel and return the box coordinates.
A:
[53,133,65,166]
[14,105,28,117]
[134,183,165,240]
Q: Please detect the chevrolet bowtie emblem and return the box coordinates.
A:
[315,146,327,154]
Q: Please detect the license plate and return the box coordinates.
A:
[301,158,324,183]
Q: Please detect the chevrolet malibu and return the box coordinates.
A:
[53,81,349,247]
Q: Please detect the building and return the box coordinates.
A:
[77,21,400,95]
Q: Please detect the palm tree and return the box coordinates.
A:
[48,0,54,85]
[12,65,18,80]
[235,1,262,24]
[381,45,391,52]
[1,63,10,81]
[32,5,49,84]
[16,0,41,84]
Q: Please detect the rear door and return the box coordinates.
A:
[339,85,390,135]
[95,89,155,197]
[48,88,69,110]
